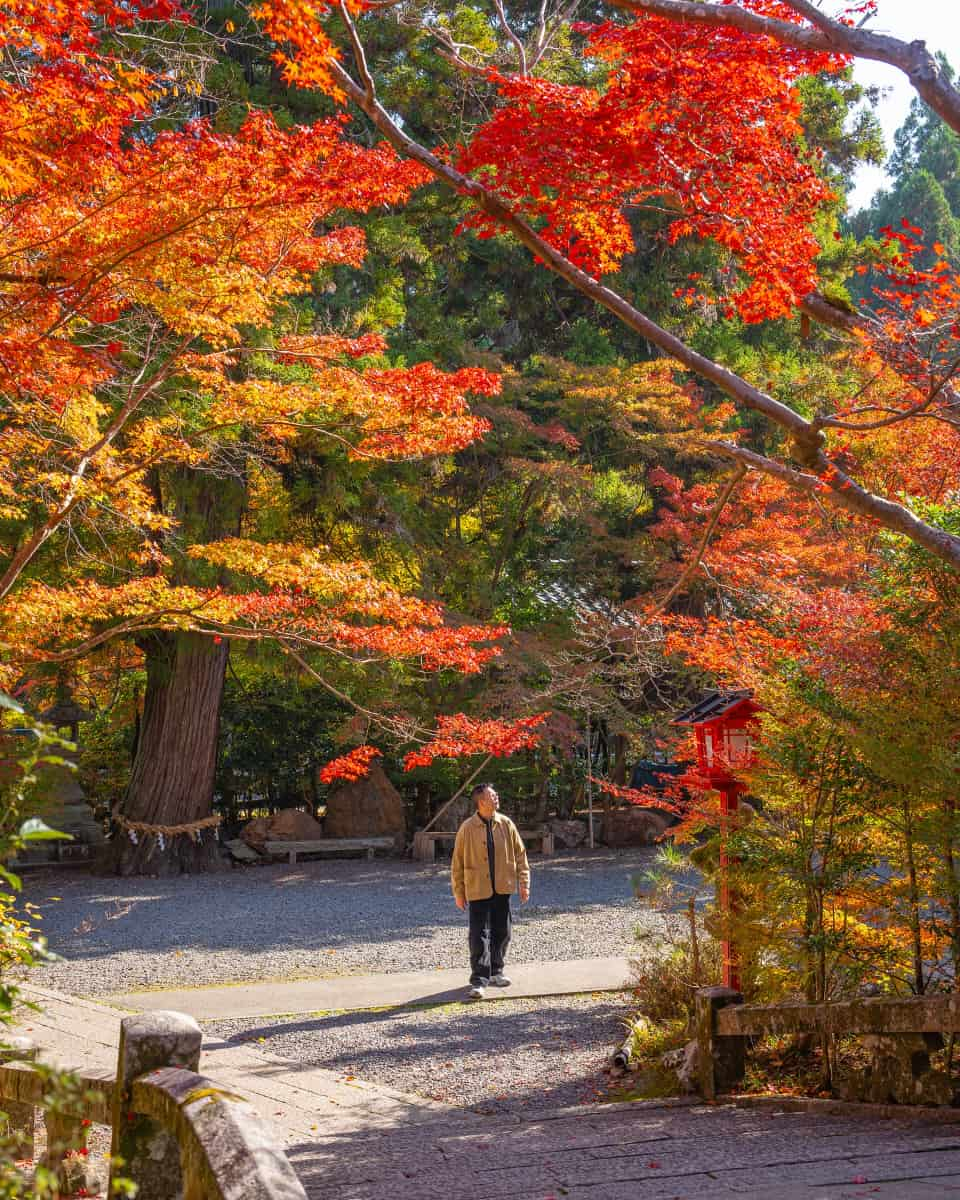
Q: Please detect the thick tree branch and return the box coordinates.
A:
[616,0,960,137]
[707,441,960,566]
[800,291,871,338]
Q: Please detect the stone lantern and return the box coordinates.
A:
[41,697,94,743]
[26,693,104,861]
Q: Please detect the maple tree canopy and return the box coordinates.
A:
[0,0,548,778]
[254,0,960,571]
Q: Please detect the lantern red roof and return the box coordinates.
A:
[673,690,759,786]
[672,690,757,728]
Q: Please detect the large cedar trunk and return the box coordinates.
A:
[106,631,229,876]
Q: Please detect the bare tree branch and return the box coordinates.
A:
[337,1,376,100]
[652,465,747,615]
[492,0,528,75]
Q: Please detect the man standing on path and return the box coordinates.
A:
[451,783,530,1000]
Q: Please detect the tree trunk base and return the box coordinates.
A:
[100,832,227,877]
[110,631,229,877]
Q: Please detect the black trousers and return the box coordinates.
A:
[468,892,512,985]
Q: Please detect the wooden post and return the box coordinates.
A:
[413,832,435,862]
[418,755,493,835]
[695,986,745,1100]
[585,709,595,849]
[0,1037,36,1161]
[109,1011,202,1199]
[719,781,742,991]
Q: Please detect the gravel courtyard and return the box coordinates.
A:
[19,848,691,1115]
[204,992,634,1115]
[21,847,679,996]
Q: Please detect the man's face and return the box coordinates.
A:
[476,787,499,819]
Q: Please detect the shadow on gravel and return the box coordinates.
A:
[207,996,629,1115]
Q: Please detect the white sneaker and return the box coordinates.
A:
[467,983,486,999]
[490,973,512,987]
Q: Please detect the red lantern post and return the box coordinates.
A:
[673,691,759,991]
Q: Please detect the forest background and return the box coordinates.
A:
[1,0,960,1006]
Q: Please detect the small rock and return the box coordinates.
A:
[242,807,324,849]
[60,1150,105,1196]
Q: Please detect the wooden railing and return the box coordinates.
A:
[0,1011,307,1199]
[696,986,960,1106]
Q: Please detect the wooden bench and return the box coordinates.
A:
[412,827,554,862]
[263,836,396,865]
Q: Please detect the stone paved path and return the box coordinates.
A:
[14,984,457,1145]
[287,1100,960,1199]
[14,984,960,1197]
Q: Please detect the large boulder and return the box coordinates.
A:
[601,806,672,847]
[324,763,405,849]
[549,818,588,849]
[241,807,324,850]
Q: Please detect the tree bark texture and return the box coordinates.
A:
[106,632,229,876]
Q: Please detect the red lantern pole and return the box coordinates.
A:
[718,780,742,992]
[673,691,757,996]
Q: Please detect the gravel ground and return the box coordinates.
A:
[203,991,634,1116]
[18,848,684,997]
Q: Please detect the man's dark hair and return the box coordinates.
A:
[471,783,497,803]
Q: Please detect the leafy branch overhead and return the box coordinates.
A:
[254,0,960,568]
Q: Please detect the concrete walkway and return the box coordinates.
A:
[105,955,631,1020]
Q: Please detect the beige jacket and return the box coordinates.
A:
[451,811,530,903]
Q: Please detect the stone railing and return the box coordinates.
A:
[0,1011,307,1199]
[696,986,960,1106]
